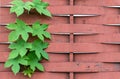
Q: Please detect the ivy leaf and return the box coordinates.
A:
[41,50,49,60]
[31,39,49,59]
[24,2,34,11]
[12,64,20,75]
[5,56,28,74]
[27,52,44,71]
[32,0,52,17]
[9,39,32,58]
[10,0,25,16]
[32,22,51,41]
[8,50,19,59]
[7,19,33,42]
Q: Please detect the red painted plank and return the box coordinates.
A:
[50,6,103,14]
[0,43,119,53]
[75,52,120,62]
[2,0,120,6]
[103,0,120,6]
[1,52,120,62]
[0,6,104,15]
[0,33,69,43]
[75,33,120,43]
[0,52,69,62]
[75,0,120,6]
[0,8,69,24]
[0,43,102,53]
[0,0,68,6]
[75,72,120,79]
[0,62,120,72]
[1,13,120,24]
[75,0,103,6]
[75,15,120,24]
[0,72,68,79]
[0,62,99,72]
[1,24,120,33]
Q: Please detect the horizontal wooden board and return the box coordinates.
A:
[0,6,104,15]
[0,15,69,24]
[75,52,120,62]
[0,62,120,72]
[0,52,69,62]
[0,43,120,53]
[75,15,120,24]
[0,72,68,79]
[1,24,120,33]
[1,0,120,6]
[1,33,119,43]
[75,72,120,79]
[75,0,120,6]
[75,33,120,43]
[1,13,120,24]
[1,52,120,62]
[0,43,103,52]
[0,33,70,43]
[0,0,69,5]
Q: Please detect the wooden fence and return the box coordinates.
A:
[0,0,120,79]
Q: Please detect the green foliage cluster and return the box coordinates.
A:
[10,0,51,17]
[4,0,51,78]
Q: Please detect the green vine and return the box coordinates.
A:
[4,0,51,78]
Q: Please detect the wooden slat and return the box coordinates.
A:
[1,52,120,62]
[0,0,68,6]
[75,72,120,79]
[75,52,120,62]
[0,62,120,72]
[75,15,120,24]
[0,43,102,53]
[0,43,119,53]
[75,33,120,43]
[1,24,120,33]
[75,0,120,6]
[0,72,68,79]
[1,0,120,6]
[1,13,120,24]
[0,6,103,15]
[0,52,69,62]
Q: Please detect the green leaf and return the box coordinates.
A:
[19,58,28,65]
[8,31,19,42]
[31,39,48,59]
[41,50,49,60]
[36,63,44,71]
[9,39,32,58]
[37,8,51,17]
[12,63,20,75]
[10,0,25,16]
[4,60,13,68]
[11,0,24,5]
[10,0,52,17]
[32,21,51,41]
[7,19,33,42]
[6,23,17,30]
[8,50,19,59]
[24,2,34,11]
[32,0,52,17]
[43,31,51,39]
[27,52,44,71]
[5,56,28,74]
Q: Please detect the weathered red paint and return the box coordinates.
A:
[0,0,120,79]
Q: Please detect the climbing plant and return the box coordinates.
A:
[4,0,51,78]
